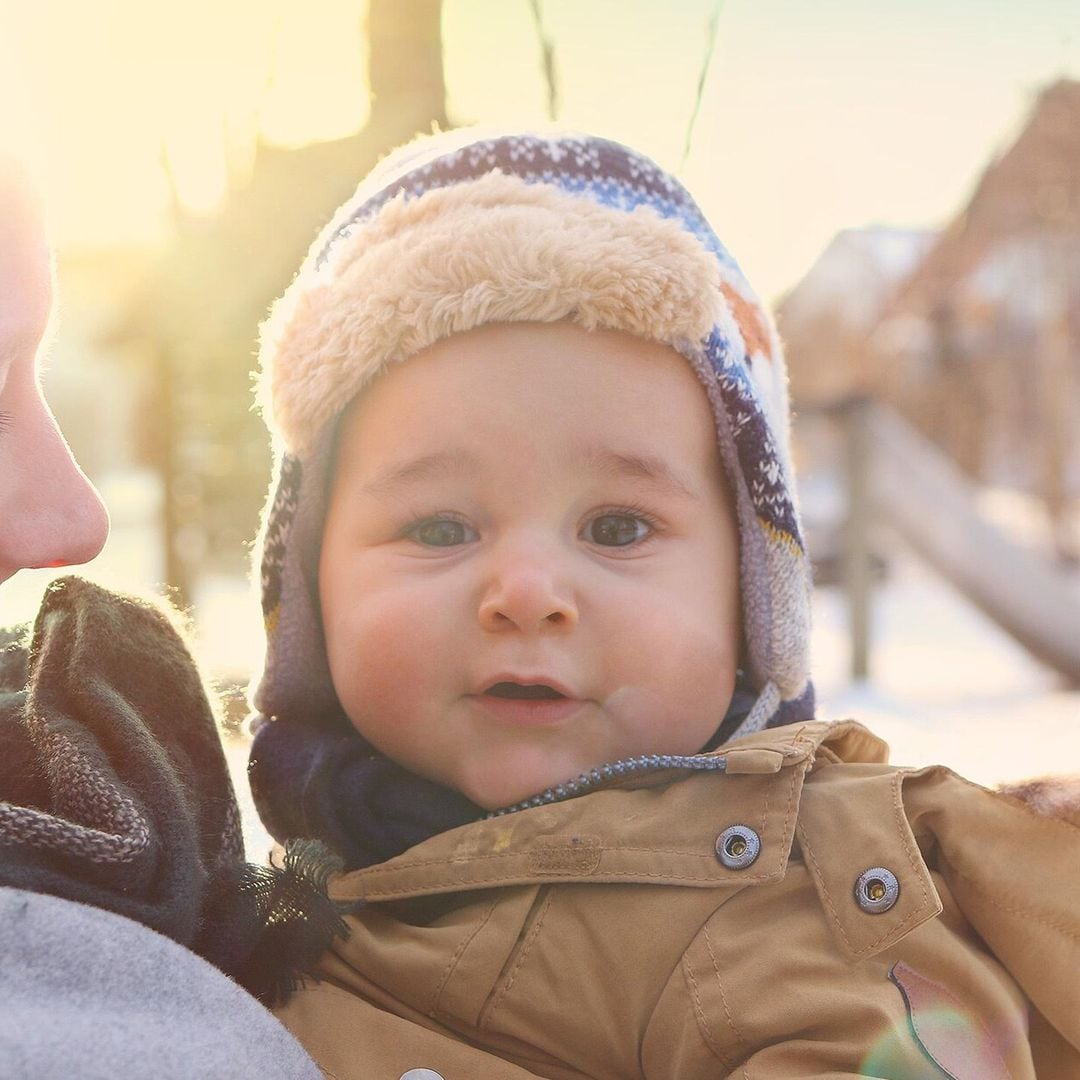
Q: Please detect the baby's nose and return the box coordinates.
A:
[476,543,578,633]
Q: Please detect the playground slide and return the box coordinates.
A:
[864,403,1080,685]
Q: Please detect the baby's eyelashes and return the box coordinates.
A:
[581,512,653,548]
[403,513,478,548]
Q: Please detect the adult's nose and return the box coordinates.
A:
[476,534,579,634]
[0,391,110,584]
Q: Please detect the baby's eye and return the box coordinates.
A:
[583,513,651,547]
[406,516,476,547]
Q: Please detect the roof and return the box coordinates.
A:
[888,78,1080,320]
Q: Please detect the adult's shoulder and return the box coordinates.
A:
[0,887,321,1080]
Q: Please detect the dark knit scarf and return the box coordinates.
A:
[248,669,766,872]
[0,576,344,1004]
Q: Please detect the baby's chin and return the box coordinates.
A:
[455,774,550,813]
[447,755,596,812]
[445,747,644,812]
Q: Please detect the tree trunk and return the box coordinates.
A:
[366,0,448,132]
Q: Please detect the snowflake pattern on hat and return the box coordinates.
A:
[259,453,302,632]
[320,134,737,275]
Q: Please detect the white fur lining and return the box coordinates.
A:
[259,171,729,453]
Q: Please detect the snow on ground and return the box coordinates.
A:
[813,547,1079,786]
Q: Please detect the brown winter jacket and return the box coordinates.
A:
[273,720,1080,1079]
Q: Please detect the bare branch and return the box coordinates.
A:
[681,0,724,170]
[528,0,559,121]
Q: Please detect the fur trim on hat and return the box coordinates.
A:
[259,171,725,455]
[998,775,1080,827]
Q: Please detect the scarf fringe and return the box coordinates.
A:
[198,839,353,1006]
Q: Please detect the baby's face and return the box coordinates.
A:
[320,322,740,810]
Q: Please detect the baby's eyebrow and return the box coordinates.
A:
[583,448,701,502]
[357,446,701,502]
[358,449,479,497]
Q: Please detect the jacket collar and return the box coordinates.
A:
[328,721,888,904]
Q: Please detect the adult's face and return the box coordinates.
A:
[0,159,109,586]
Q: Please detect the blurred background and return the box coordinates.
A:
[1,0,1077,825]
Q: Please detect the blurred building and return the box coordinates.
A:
[782,79,1080,560]
[778,226,934,406]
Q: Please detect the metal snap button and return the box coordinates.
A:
[399,1071,445,1080]
[715,824,761,869]
[855,867,900,913]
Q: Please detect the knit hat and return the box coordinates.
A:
[249,129,815,850]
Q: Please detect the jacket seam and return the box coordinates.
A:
[353,837,787,875]
[756,768,771,842]
[354,868,777,899]
[890,769,933,917]
[430,896,501,1021]
[702,921,746,1051]
[478,888,553,1030]
[777,760,802,872]
[681,951,734,1068]
[798,826,855,951]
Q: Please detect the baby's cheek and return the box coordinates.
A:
[646,609,737,684]
[600,684,669,729]
[323,600,415,711]
[617,617,737,747]
[329,580,436,660]
[678,626,739,720]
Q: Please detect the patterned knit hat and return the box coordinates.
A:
[249,129,814,845]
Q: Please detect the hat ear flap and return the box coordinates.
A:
[250,437,342,730]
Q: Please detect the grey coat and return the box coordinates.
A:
[0,887,320,1079]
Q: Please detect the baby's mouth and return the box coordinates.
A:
[484,682,567,701]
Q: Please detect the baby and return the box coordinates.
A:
[247,130,1080,1078]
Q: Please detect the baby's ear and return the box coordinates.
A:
[997,776,1080,828]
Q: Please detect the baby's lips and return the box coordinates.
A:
[478,674,577,700]
[485,681,567,701]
